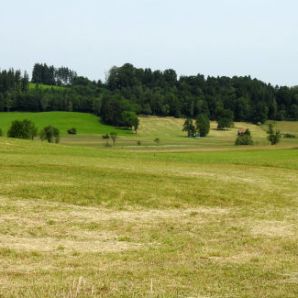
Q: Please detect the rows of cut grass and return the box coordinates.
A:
[0,137,297,297]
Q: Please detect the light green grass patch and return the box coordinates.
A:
[28,82,65,91]
[0,111,131,136]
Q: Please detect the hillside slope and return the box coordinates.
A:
[0,111,130,136]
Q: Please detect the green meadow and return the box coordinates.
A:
[0,112,130,136]
[0,113,297,297]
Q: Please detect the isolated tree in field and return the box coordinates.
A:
[196,114,210,137]
[183,118,196,137]
[121,111,139,132]
[217,109,234,130]
[267,123,281,145]
[110,132,117,145]
[40,126,60,143]
[7,120,37,140]
[235,129,253,145]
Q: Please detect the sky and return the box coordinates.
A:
[0,0,297,86]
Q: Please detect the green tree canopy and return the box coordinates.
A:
[267,124,281,145]
[40,126,60,143]
[183,118,196,137]
[217,109,234,130]
[7,119,37,140]
[235,129,253,145]
[196,114,210,137]
[121,111,139,132]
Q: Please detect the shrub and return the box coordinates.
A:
[283,133,296,139]
[67,128,77,135]
[267,124,281,145]
[235,135,253,145]
[183,118,196,137]
[235,129,253,145]
[102,133,110,146]
[40,126,60,143]
[102,134,110,139]
[137,140,141,146]
[154,138,160,144]
[196,114,210,137]
[7,120,37,140]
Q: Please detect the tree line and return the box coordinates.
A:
[0,63,297,130]
[32,63,77,86]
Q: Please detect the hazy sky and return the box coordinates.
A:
[1,0,297,86]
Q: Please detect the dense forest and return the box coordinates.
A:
[0,63,297,127]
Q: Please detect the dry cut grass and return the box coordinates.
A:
[0,134,297,297]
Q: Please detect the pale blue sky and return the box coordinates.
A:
[1,0,297,85]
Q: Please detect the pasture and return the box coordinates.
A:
[0,112,130,136]
[0,113,297,297]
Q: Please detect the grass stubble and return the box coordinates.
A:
[0,117,297,297]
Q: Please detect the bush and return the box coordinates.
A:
[40,126,60,143]
[102,134,110,146]
[102,134,110,139]
[283,133,296,139]
[196,114,210,137]
[267,124,281,145]
[154,138,160,145]
[67,128,77,135]
[235,134,253,145]
[235,129,253,145]
[183,118,196,137]
[7,120,37,140]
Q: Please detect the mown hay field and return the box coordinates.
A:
[0,120,297,297]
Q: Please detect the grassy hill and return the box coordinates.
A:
[265,120,298,136]
[1,111,297,150]
[0,111,131,136]
[137,116,268,144]
[62,115,297,149]
[0,136,297,297]
[1,112,297,149]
